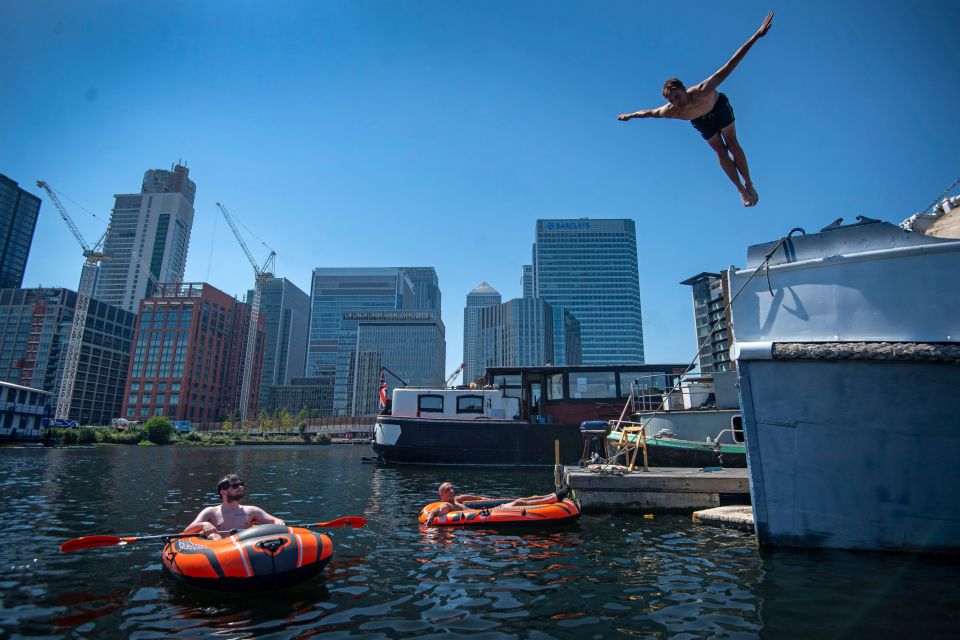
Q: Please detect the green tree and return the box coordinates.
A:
[145,416,174,445]
[279,409,293,433]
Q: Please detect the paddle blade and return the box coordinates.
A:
[60,535,124,553]
[307,516,366,529]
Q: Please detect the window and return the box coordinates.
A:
[169,394,179,405]
[456,395,484,414]
[570,371,617,399]
[494,375,521,388]
[547,374,564,400]
[418,394,444,413]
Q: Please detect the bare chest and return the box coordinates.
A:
[211,505,254,530]
[674,91,719,120]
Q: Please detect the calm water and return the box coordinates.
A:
[1,445,958,639]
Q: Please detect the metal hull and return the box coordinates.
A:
[738,359,960,552]
[373,417,583,466]
[729,221,960,552]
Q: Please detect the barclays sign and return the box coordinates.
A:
[546,221,591,230]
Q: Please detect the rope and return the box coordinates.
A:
[923,176,960,214]
[607,227,806,462]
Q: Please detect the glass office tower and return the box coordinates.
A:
[0,175,41,289]
[462,282,502,385]
[533,219,644,364]
[246,277,310,410]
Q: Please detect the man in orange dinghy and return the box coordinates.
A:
[184,473,285,539]
[423,481,572,525]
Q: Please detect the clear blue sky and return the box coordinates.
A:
[3,1,959,378]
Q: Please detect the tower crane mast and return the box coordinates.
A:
[215,202,275,423]
[445,363,466,387]
[36,181,110,421]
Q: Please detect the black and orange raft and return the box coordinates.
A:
[419,497,581,527]
[162,524,333,592]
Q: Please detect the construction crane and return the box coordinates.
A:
[445,363,466,387]
[36,181,111,421]
[215,202,275,423]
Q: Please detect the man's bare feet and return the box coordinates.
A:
[746,183,759,206]
[739,188,752,207]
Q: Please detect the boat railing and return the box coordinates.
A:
[710,428,743,446]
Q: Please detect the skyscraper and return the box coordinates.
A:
[533,218,644,364]
[399,267,442,314]
[521,265,534,299]
[462,282,502,384]
[0,287,135,424]
[680,271,734,373]
[0,174,41,289]
[306,267,420,416]
[475,298,580,373]
[94,164,196,313]
[348,310,446,415]
[246,277,310,410]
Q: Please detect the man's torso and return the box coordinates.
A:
[206,504,258,531]
[666,89,720,121]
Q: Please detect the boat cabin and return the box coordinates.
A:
[386,363,690,424]
[390,388,521,420]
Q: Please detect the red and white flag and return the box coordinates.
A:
[379,369,388,409]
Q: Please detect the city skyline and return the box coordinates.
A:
[4,2,960,380]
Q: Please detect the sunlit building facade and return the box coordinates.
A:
[94,164,196,313]
[462,282,502,385]
[122,282,264,422]
[533,218,644,364]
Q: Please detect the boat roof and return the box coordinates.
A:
[485,363,690,377]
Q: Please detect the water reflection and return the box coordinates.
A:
[1,445,957,638]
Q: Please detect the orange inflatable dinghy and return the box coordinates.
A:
[162,524,332,592]
[419,497,581,527]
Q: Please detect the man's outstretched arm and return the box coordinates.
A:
[618,105,668,121]
[699,12,773,93]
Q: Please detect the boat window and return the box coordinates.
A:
[621,372,672,397]
[456,395,484,414]
[547,374,564,400]
[570,371,616,399]
[418,394,444,413]
[494,375,521,388]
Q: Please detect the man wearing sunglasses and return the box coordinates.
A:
[184,474,285,539]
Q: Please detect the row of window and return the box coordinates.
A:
[416,394,484,414]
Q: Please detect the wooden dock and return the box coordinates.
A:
[563,466,750,513]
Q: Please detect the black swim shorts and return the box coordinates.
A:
[690,92,735,140]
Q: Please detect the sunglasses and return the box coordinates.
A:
[220,480,244,490]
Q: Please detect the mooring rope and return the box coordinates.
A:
[607,226,806,461]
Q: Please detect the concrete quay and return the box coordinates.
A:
[563,466,750,513]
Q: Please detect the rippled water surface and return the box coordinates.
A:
[1,445,958,639]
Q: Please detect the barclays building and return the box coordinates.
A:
[532,218,644,365]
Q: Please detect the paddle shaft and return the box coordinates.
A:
[61,516,365,552]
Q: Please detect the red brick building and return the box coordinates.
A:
[121,282,264,422]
